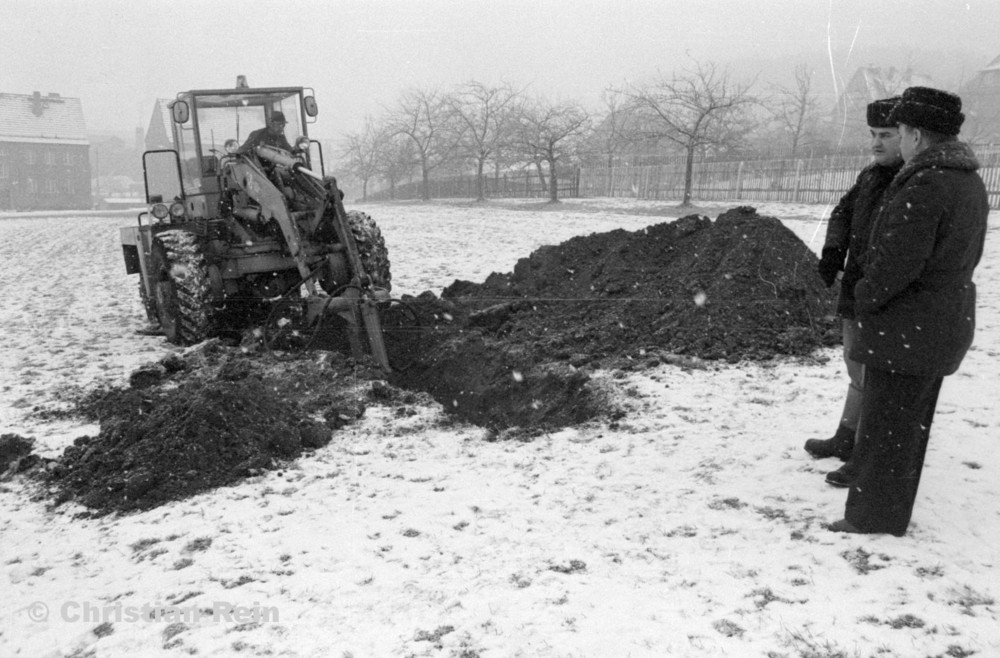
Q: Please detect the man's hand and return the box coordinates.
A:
[817,248,846,287]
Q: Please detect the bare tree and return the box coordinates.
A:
[769,63,822,157]
[589,87,641,168]
[627,59,756,206]
[515,97,590,203]
[375,134,416,200]
[449,81,522,201]
[339,116,389,201]
[388,88,464,201]
[578,87,647,196]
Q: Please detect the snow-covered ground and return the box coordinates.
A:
[1,199,997,657]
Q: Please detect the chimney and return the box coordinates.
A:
[31,91,43,116]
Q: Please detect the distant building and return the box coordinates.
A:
[145,98,175,151]
[0,91,91,210]
[831,66,934,148]
[959,54,1000,145]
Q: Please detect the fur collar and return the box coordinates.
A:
[893,141,980,187]
[862,159,903,177]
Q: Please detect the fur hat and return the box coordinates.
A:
[270,111,287,124]
[867,97,899,128]
[888,86,964,135]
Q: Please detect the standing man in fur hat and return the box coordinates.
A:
[828,87,989,536]
[804,97,903,489]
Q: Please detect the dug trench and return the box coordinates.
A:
[19,206,838,514]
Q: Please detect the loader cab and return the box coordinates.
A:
[143,82,323,221]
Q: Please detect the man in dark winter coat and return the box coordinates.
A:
[828,86,989,536]
[804,98,902,486]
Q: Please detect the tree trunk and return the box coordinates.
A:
[421,162,431,201]
[682,145,695,207]
[607,152,615,197]
[548,153,559,203]
[476,157,485,201]
[534,158,547,194]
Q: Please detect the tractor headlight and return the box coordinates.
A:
[295,137,310,152]
[224,138,239,154]
[151,202,169,219]
[169,202,186,219]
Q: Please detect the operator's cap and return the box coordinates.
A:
[271,111,287,124]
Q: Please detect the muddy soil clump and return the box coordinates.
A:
[1,433,37,475]
[386,304,613,431]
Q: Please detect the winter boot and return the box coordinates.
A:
[803,424,855,461]
[825,460,858,488]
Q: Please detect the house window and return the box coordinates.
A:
[26,178,37,194]
[26,150,36,165]
[0,162,8,179]
[45,150,56,165]
[64,150,73,165]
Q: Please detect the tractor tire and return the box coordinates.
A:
[149,229,217,345]
[346,210,391,292]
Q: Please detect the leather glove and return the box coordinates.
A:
[817,248,845,287]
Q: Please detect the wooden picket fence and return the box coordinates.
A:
[366,151,1000,208]
[366,170,580,201]
[580,152,1000,209]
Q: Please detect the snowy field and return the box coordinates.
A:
[1,198,998,657]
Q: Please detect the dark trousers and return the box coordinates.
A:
[844,367,943,536]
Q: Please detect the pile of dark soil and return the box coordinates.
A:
[445,206,837,363]
[45,344,404,515]
[389,206,837,427]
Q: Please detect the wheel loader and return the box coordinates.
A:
[120,77,394,370]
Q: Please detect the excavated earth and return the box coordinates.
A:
[34,206,838,514]
[388,206,838,427]
[38,346,403,514]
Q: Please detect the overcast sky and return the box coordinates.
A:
[2,0,998,142]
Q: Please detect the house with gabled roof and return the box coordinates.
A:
[0,90,91,210]
[831,66,934,148]
[145,98,175,151]
[959,54,1000,145]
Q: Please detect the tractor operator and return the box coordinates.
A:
[237,110,293,154]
